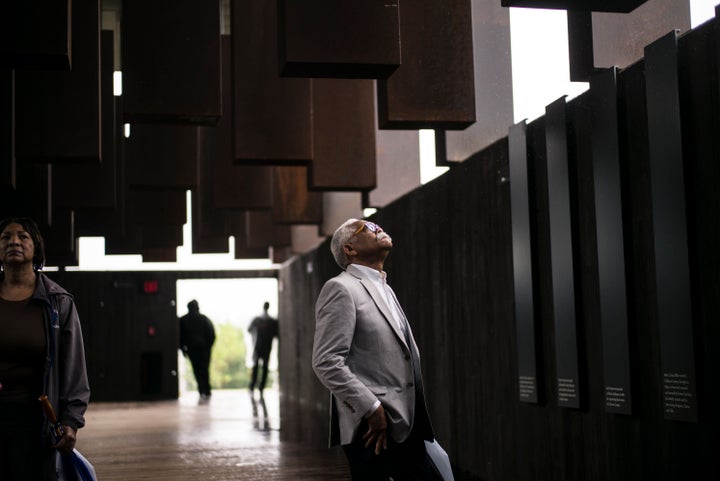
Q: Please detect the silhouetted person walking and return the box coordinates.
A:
[248,301,279,397]
[179,300,215,402]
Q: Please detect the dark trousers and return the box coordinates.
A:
[343,420,442,481]
[188,349,212,396]
[249,355,270,392]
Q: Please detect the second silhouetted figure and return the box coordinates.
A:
[248,301,279,397]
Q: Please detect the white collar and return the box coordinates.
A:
[350,263,387,284]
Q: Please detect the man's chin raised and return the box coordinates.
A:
[377,235,393,248]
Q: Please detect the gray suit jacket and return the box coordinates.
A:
[312,264,434,446]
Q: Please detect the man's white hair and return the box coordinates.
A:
[330,218,360,269]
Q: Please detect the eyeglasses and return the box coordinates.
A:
[352,221,380,237]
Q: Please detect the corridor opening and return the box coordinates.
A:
[175,277,279,398]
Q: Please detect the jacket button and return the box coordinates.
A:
[404,355,410,361]
[407,382,414,388]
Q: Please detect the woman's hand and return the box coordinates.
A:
[53,425,77,455]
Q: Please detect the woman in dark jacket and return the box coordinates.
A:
[0,217,91,480]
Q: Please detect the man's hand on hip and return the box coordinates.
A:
[362,403,388,455]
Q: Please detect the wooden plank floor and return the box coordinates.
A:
[76,389,351,481]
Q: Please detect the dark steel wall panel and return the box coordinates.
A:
[14,0,101,163]
[682,12,720,436]
[590,67,632,414]
[545,96,581,409]
[232,0,313,164]
[377,0,475,130]
[48,271,180,401]
[0,0,71,69]
[277,255,331,445]
[122,0,221,124]
[278,0,400,78]
[509,120,539,404]
[310,79,376,190]
[644,31,697,422]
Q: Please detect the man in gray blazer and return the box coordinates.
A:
[312,218,441,481]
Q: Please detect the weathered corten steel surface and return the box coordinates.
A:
[232,0,312,165]
[272,166,323,224]
[310,78,377,191]
[377,0,475,129]
[278,0,400,79]
[0,0,71,69]
[122,0,221,124]
[14,0,101,162]
[53,31,118,210]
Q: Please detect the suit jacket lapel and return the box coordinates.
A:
[346,265,408,348]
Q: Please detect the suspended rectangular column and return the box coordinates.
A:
[0,70,13,193]
[122,0,221,124]
[194,32,277,252]
[125,124,198,190]
[245,211,291,249]
[366,129,421,209]
[377,0,475,130]
[232,0,313,165]
[14,0,101,163]
[278,0,400,79]
[106,190,186,260]
[272,166,323,224]
[644,31,697,423]
[0,0,71,69]
[443,0,514,162]
[567,0,691,81]
[53,31,118,211]
[43,208,77,267]
[227,211,270,259]
[310,79,376,190]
